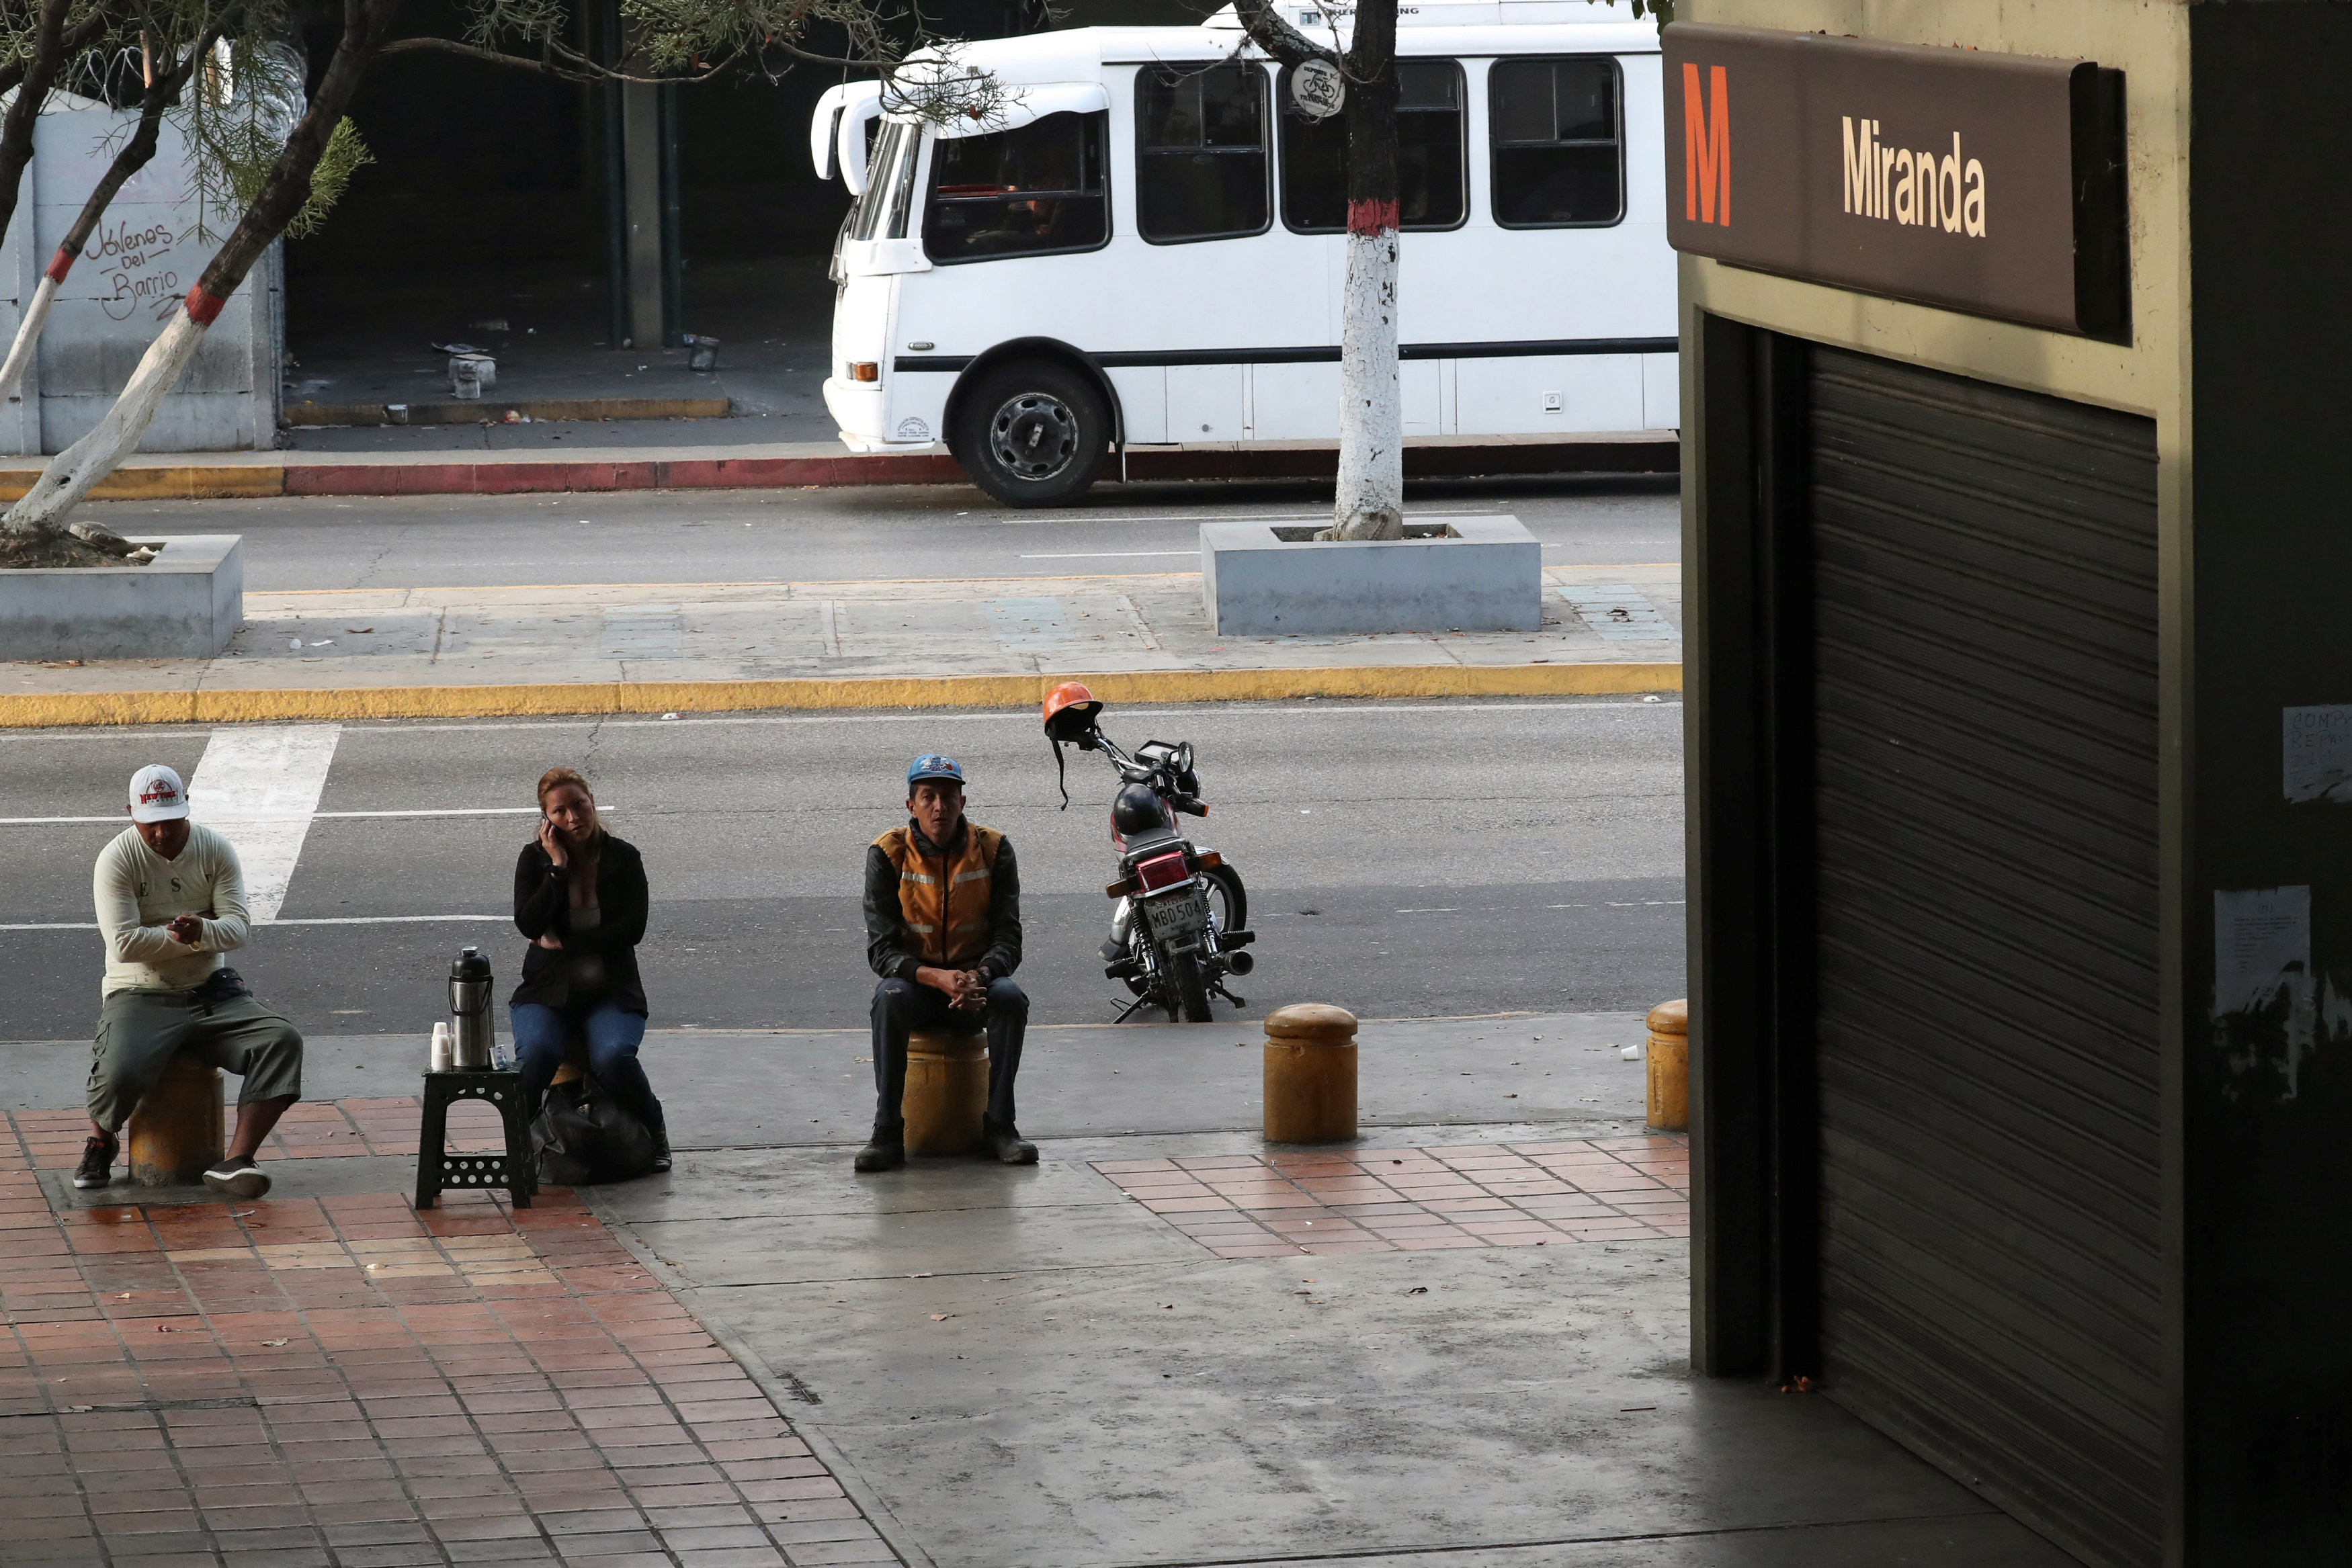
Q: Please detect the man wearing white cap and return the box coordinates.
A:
[77,763,305,1198]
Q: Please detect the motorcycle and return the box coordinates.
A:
[1044,682,1255,1022]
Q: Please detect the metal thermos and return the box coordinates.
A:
[448,947,495,1070]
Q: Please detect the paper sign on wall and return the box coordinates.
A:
[2283,705,2352,803]
[2214,885,2311,1016]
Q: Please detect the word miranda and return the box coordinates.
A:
[1842,118,1986,236]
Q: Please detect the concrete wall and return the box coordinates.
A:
[0,93,283,455]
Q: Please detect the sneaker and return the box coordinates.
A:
[853,1125,905,1173]
[980,1118,1038,1166]
[73,1134,116,1190]
[650,1131,672,1175]
[201,1156,271,1201]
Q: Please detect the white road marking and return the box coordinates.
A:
[269,915,508,926]
[0,698,1683,749]
[1,914,507,931]
[279,700,1684,736]
[0,806,548,824]
[187,725,341,924]
[315,808,542,819]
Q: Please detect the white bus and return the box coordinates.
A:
[812,1,1674,506]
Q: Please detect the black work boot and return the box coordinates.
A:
[73,1132,116,1190]
[649,1130,672,1175]
[854,1123,905,1173]
[980,1118,1038,1166]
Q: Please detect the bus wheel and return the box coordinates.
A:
[954,361,1109,507]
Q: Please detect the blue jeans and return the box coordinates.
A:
[512,1000,664,1133]
[870,975,1027,1131]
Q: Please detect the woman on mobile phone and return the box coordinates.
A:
[511,765,669,1173]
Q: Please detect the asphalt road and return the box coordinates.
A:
[1,697,1685,1041]
[89,475,1680,591]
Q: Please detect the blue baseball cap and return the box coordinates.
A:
[907,754,966,789]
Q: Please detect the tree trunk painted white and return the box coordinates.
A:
[1327,220,1404,540]
[0,271,56,411]
[2,304,209,533]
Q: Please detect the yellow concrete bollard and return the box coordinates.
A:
[1263,1004,1357,1144]
[128,1054,225,1186]
[905,1029,989,1156]
[1645,998,1688,1133]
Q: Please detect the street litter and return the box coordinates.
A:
[1404,1287,1428,1295]
[346,627,374,634]
[261,1338,288,1347]
[929,1313,950,1321]
[1620,1043,1642,1060]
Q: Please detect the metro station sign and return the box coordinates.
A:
[1662,24,2129,341]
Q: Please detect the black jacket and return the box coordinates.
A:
[864,820,1022,984]
[511,834,650,1015]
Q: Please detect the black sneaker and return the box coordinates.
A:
[853,1125,905,1173]
[650,1131,672,1175]
[202,1156,271,1200]
[980,1118,1038,1166]
[73,1134,115,1190]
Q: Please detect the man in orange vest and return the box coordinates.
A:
[859,754,1035,1171]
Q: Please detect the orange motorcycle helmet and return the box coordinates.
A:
[1042,681,1103,742]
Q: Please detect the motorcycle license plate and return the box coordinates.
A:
[1142,887,1209,945]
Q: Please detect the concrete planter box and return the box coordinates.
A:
[1200,514,1541,636]
[0,533,242,660]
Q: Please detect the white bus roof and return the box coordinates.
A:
[897,7,1660,89]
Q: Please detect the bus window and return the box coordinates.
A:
[925,112,1109,264]
[1488,57,1623,228]
[1135,64,1270,243]
[1279,60,1466,233]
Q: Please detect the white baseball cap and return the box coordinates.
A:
[128,764,188,822]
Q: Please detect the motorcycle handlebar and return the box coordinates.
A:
[1173,796,1208,817]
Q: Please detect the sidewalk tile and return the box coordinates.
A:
[0,1100,898,1568]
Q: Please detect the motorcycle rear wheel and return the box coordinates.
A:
[1167,948,1214,1023]
[1204,865,1248,935]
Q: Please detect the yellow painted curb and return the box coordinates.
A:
[0,662,1681,729]
[0,466,286,501]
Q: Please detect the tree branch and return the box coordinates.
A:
[377,32,730,84]
[1232,0,1335,71]
[0,7,118,99]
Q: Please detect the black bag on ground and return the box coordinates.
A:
[530,1078,656,1185]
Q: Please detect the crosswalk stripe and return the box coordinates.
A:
[187,725,341,924]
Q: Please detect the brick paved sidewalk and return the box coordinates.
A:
[0,1102,894,1568]
[1096,1133,1688,1258]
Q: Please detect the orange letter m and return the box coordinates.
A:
[1683,63,1729,225]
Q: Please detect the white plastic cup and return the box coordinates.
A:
[431,1022,452,1073]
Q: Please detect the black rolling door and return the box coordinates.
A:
[1804,346,2163,1568]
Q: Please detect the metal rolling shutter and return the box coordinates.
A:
[1806,345,2162,1568]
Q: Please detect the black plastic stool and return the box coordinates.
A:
[414,1069,536,1210]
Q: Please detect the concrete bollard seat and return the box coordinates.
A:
[905,1027,989,1156]
[127,1053,225,1186]
[550,1037,591,1087]
[1646,998,1689,1133]
[1263,1004,1358,1144]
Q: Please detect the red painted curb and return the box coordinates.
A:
[274,441,1676,498]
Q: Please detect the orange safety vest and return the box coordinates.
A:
[873,822,1005,969]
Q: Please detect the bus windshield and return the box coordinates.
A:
[850,122,921,243]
